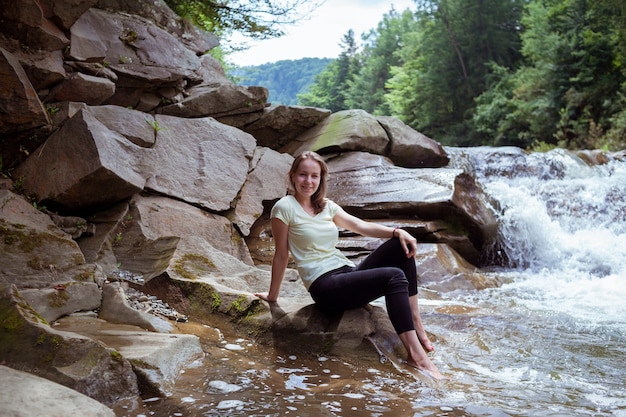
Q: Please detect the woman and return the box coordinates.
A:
[255,151,442,379]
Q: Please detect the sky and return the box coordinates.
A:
[228,0,416,67]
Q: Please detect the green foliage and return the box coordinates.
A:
[234,58,332,105]
[205,0,626,150]
[163,0,323,42]
[298,30,359,111]
[347,8,418,115]
[473,0,626,149]
[385,0,526,144]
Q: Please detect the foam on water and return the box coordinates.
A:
[469,150,626,333]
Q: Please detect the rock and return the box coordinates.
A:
[97,0,219,54]
[143,114,258,212]
[0,285,139,405]
[231,147,294,236]
[241,104,332,149]
[15,107,258,212]
[376,115,450,168]
[0,365,115,417]
[415,243,502,291]
[19,282,102,323]
[99,282,173,333]
[67,7,201,109]
[109,194,254,280]
[0,190,95,289]
[0,0,70,51]
[7,47,66,91]
[248,300,404,363]
[323,152,497,265]
[282,109,389,157]
[54,314,204,397]
[14,107,145,211]
[0,47,50,135]
[47,72,116,105]
[157,84,269,119]
[39,0,99,30]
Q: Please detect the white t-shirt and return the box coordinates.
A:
[271,195,355,290]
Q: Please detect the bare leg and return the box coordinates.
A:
[398,330,443,379]
[410,294,434,352]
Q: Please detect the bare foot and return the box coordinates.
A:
[417,330,435,353]
[405,359,444,380]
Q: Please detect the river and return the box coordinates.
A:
[114,147,626,417]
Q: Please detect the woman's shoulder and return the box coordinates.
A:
[275,195,296,207]
[272,195,295,215]
[324,198,341,210]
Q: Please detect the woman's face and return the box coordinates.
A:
[292,157,321,199]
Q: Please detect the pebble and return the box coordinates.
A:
[107,269,188,323]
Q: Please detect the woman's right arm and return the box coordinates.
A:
[255,217,289,302]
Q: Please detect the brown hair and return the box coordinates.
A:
[288,151,328,214]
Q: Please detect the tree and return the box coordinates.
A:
[385,0,525,145]
[473,0,626,149]
[346,8,418,115]
[298,30,360,112]
[164,0,323,41]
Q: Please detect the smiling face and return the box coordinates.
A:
[291,157,322,200]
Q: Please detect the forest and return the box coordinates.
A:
[297,0,626,150]
[234,58,332,105]
[166,0,626,150]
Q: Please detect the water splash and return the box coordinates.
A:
[449,147,626,332]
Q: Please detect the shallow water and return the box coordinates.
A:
[115,149,626,417]
[112,286,626,417]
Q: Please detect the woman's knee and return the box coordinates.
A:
[385,267,409,288]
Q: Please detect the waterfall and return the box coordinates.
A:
[446,147,626,329]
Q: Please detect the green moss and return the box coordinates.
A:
[0,224,72,253]
[229,295,248,314]
[173,253,217,281]
[27,258,44,270]
[211,292,221,311]
[35,333,46,346]
[74,270,94,281]
[48,290,70,308]
[1,308,24,332]
[110,350,123,363]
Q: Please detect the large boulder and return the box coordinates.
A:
[14,106,257,213]
[0,285,139,405]
[240,104,331,149]
[0,190,96,288]
[157,84,269,119]
[282,109,390,157]
[108,194,254,280]
[96,0,219,54]
[280,109,449,168]
[0,47,50,135]
[324,152,497,265]
[68,8,201,109]
[0,0,69,51]
[377,115,450,168]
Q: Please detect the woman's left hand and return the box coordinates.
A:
[396,228,418,258]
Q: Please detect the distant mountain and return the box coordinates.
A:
[233,57,333,106]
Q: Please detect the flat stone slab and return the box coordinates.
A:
[55,315,204,395]
[0,365,115,417]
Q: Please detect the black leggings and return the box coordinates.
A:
[308,238,418,334]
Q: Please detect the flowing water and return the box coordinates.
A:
[114,147,626,417]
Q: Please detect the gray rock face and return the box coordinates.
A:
[282,109,450,168]
[69,8,200,82]
[0,365,115,417]
[0,47,50,134]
